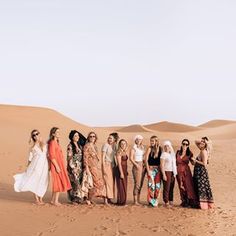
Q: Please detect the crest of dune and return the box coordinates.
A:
[198,119,236,128]
[144,121,201,133]
[117,124,152,133]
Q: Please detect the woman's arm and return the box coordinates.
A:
[67,145,76,169]
[101,144,107,173]
[195,140,201,150]
[160,155,167,181]
[172,154,177,177]
[27,149,33,166]
[117,153,124,179]
[189,152,195,165]
[101,151,106,173]
[48,142,61,173]
[145,147,151,176]
[83,145,90,174]
[130,148,138,168]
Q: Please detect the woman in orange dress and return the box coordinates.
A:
[48,127,71,206]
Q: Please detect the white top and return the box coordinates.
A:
[102,143,115,167]
[13,144,49,197]
[160,151,177,176]
[133,144,145,162]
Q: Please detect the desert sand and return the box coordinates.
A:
[0,104,236,236]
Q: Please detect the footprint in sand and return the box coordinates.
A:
[150,225,164,233]
[115,230,127,236]
[79,208,90,215]
[69,217,76,222]
[100,225,108,231]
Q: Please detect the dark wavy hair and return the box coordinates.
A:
[110,132,119,143]
[179,139,192,156]
[69,130,81,154]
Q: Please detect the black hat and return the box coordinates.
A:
[69,130,78,141]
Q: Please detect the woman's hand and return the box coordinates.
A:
[135,163,140,169]
[180,183,185,191]
[148,170,152,178]
[56,166,61,173]
[86,167,91,175]
[162,174,167,181]
[190,156,196,163]
[120,173,124,179]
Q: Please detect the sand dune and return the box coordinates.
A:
[117,124,152,133]
[195,123,236,140]
[0,105,236,236]
[144,121,201,133]
[199,119,236,128]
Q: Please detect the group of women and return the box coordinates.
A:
[13,127,214,210]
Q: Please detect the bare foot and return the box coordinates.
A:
[133,202,141,206]
[50,201,62,206]
[164,203,171,208]
[86,200,92,206]
[34,201,41,205]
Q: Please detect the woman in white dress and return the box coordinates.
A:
[13,130,49,204]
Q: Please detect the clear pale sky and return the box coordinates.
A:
[0,0,235,126]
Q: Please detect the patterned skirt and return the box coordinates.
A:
[193,163,214,209]
[147,166,161,207]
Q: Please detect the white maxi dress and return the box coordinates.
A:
[13,145,49,197]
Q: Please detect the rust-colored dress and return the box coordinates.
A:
[48,140,71,192]
[176,150,197,207]
[83,143,106,198]
[116,154,128,206]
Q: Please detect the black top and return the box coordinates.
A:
[148,146,162,166]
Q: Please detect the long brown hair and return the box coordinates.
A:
[48,127,59,144]
[150,135,160,158]
[117,139,128,155]
[29,129,44,151]
[86,131,98,144]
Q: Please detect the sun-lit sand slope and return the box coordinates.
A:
[0,105,235,236]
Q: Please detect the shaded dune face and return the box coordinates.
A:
[1,104,236,236]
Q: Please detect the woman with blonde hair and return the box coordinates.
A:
[192,137,214,209]
[145,136,162,207]
[160,140,177,207]
[130,134,145,205]
[14,130,49,205]
[101,133,118,204]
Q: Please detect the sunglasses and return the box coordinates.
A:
[89,135,96,138]
[32,132,40,137]
[182,143,189,146]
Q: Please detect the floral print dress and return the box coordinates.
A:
[67,143,85,202]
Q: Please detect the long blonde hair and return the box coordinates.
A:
[150,135,160,158]
[29,129,44,151]
[202,136,213,161]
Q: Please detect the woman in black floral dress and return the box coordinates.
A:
[67,130,86,204]
[192,137,214,210]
